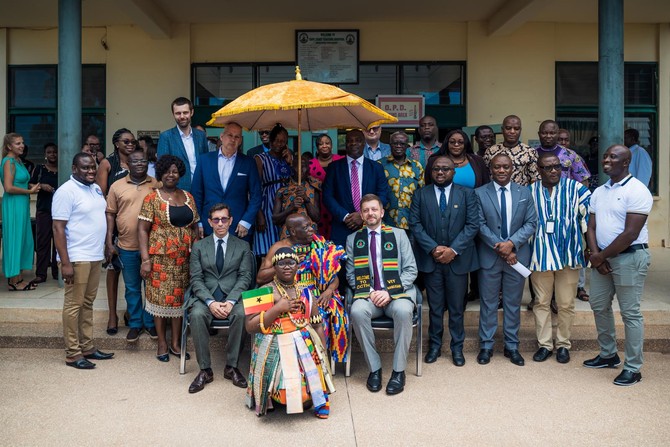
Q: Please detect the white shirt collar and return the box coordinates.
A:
[178,126,193,138]
[494,181,511,191]
[214,233,229,244]
[367,224,382,235]
[347,154,365,165]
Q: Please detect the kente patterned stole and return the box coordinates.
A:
[353,225,409,300]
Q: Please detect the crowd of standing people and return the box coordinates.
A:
[0,97,655,418]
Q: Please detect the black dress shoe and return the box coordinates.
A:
[66,358,96,369]
[367,369,382,392]
[386,370,406,395]
[83,350,114,360]
[424,347,442,364]
[224,365,248,388]
[189,369,214,393]
[556,347,570,364]
[613,369,642,386]
[504,349,525,366]
[583,354,621,369]
[477,349,493,365]
[533,347,553,362]
[452,350,465,367]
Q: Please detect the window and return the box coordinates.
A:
[8,65,106,162]
[556,62,658,193]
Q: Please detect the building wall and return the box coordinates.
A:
[0,20,668,245]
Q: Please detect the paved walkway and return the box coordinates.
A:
[1,348,669,446]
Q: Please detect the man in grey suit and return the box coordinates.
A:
[347,194,418,395]
[157,97,209,191]
[185,203,254,393]
[475,153,537,366]
[409,156,480,367]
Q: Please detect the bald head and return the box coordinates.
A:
[602,144,631,181]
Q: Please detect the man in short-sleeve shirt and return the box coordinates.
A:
[584,145,653,386]
[52,153,113,369]
[484,115,540,186]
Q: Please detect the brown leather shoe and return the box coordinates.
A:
[224,365,248,388]
[188,369,213,394]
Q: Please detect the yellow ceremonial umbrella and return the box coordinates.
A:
[206,66,398,182]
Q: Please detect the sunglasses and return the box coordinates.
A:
[432,166,454,172]
[210,217,231,224]
[121,139,138,145]
[539,164,562,172]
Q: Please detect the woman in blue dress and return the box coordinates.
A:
[1,133,41,291]
[253,124,293,261]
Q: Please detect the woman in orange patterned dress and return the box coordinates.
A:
[138,155,199,362]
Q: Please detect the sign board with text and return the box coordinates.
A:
[375,95,425,128]
[296,30,359,84]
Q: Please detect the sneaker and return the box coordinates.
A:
[126,328,141,343]
[144,327,158,340]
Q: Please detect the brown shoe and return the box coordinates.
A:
[224,365,248,388]
[188,369,213,394]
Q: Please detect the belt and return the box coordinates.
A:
[620,243,648,254]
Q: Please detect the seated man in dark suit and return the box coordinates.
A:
[409,155,480,367]
[475,153,537,367]
[322,129,389,248]
[191,122,262,241]
[185,203,254,393]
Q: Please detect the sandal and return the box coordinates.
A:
[7,278,38,292]
[576,287,590,302]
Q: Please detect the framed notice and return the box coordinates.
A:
[375,95,425,128]
[296,30,359,84]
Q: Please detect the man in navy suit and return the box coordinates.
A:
[191,122,262,241]
[410,155,480,367]
[475,153,537,367]
[323,129,389,248]
[157,97,209,191]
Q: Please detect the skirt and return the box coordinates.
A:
[145,253,188,318]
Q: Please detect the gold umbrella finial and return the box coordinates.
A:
[295,66,302,81]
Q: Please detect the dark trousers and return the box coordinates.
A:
[424,263,468,351]
[189,300,246,370]
[35,211,57,279]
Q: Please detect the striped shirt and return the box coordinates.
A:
[529,178,591,271]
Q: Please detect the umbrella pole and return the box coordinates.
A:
[297,108,302,184]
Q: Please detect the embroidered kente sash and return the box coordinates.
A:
[353,225,408,300]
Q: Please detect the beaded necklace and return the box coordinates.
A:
[273,277,308,329]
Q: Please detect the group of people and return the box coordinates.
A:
[0,99,654,419]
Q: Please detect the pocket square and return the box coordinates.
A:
[237,172,248,176]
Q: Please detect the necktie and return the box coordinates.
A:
[351,160,361,212]
[216,239,224,273]
[370,231,382,291]
[500,186,508,239]
[439,187,447,213]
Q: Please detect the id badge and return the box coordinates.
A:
[546,220,555,234]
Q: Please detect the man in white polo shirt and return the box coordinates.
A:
[53,153,114,370]
[584,144,653,386]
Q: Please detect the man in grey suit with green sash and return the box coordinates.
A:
[185,203,253,393]
[346,194,417,396]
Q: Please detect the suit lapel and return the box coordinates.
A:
[510,183,522,230]
[202,235,216,275]
[172,127,189,163]
[341,159,353,206]
[486,182,501,219]
[223,237,236,274]
[443,185,455,227]
[223,155,242,193]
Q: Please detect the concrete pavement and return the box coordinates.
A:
[1,347,669,446]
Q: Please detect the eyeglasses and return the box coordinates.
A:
[432,166,454,172]
[539,164,562,172]
[276,260,298,268]
[121,139,138,145]
[128,159,148,165]
[210,217,231,224]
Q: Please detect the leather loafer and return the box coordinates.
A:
[223,365,248,388]
[451,350,465,367]
[504,348,525,366]
[583,354,621,369]
[556,347,570,364]
[66,358,96,369]
[189,369,214,393]
[386,370,405,395]
[533,347,553,362]
[613,369,642,386]
[83,350,114,360]
[477,349,493,365]
[367,368,382,392]
[424,347,442,364]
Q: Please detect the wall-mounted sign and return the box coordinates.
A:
[296,30,359,84]
[375,95,425,128]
